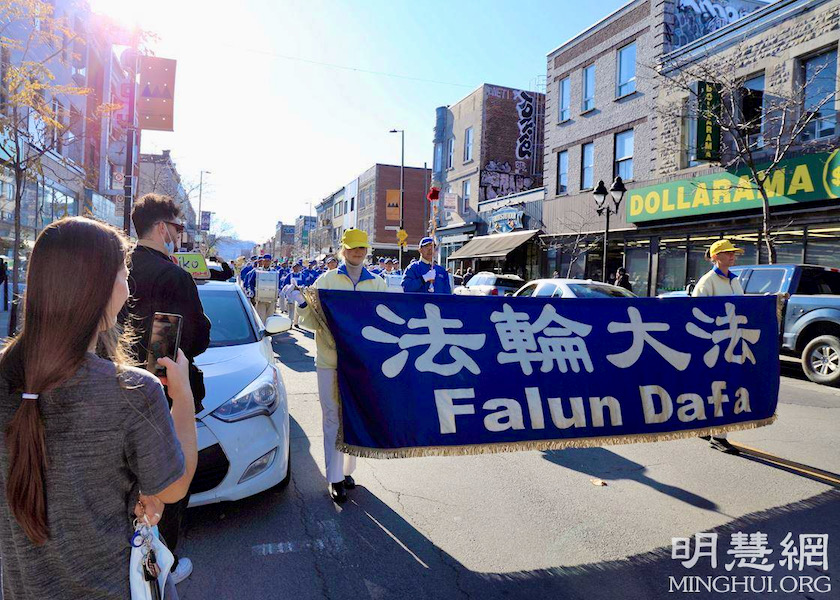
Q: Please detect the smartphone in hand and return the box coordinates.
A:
[145,312,183,376]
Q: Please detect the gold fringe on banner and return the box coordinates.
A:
[302,288,335,350]
[311,289,780,460]
[336,415,777,459]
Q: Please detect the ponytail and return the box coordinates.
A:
[5,397,48,545]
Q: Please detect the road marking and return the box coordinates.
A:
[251,520,345,556]
[732,442,840,487]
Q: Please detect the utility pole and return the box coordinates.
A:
[197,169,211,250]
[390,129,405,270]
[122,45,138,235]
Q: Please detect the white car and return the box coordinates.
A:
[513,278,637,298]
[454,272,525,296]
[190,280,292,506]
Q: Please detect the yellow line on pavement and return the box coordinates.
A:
[731,442,840,486]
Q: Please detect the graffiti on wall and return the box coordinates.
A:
[515,91,536,161]
[668,0,757,49]
[480,161,534,201]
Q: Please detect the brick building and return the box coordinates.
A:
[432,84,546,265]
[541,0,771,293]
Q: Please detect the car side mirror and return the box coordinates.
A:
[264,314,292,335]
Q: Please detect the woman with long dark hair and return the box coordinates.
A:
[0,217,197,599]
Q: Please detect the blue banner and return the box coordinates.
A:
[316,291,780,457]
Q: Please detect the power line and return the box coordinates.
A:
[219,43,474,88]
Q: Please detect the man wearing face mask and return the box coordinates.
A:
[121,193,211,585]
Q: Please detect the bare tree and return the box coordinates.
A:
[544,209,603,278]
[202,217,237,257]
[656,41,838,263]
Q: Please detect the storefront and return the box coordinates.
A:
[447,229,542,280]
[544,151,840,296]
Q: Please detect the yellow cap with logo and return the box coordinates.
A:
[709,239,744,256]
[341,228,370,249]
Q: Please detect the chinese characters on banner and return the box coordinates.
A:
[316,292,780,457]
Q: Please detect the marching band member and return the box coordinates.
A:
[400,237,451,294]
[290,228,386,503]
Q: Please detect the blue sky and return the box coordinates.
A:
[92,0,629,242]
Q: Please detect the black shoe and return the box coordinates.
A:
[699,435,711,441]
[343,475,356,490]
[709,437,740,455]
[329,481,347,503]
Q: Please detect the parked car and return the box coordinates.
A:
[514,278,637,298]
[454,272,525,296]
[731,264,840,386]
[191,280,292,506]
[660,264,840,385]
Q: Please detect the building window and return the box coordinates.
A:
[446,138,454,169]
[614,129,634,181]
[617,42,636,97]
[582,65,595,111]
[434,142,443,172]
[557,150,568,194]
[350,196,355,211]
[464,127,473,162]
[581,143,594,190]
[559,77,571,121]
[741,73,765,147]
[802,49,837,141]
[462,179,471,213]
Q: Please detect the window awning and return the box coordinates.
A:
[447,229,539,261]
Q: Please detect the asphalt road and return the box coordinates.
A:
[177,330,839,600]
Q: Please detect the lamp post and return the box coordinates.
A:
[389,129,404,270]
[197,169,211,250]
[592,176,627,283]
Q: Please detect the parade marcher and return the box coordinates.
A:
[325,255,338,271]
[615,267,633,293]
[282,260,306,326]
[291,229,386,503]
[123,193,211,584]
[246,254,279,322]
[692,239,745,455]
[240,255,258,286]
[401,237,452,294]
[390,258,402,276]
[0,217,197,600]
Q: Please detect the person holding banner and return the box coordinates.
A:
[401,237,451,294]
[290,228,386,504]
[692,238,745,455]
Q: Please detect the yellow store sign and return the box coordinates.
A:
[627,151,840,223]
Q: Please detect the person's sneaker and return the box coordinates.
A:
[343,475,356,489]
[170,557,193,585]
[709,437,740,455]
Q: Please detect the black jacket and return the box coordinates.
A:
[122,245,212,406]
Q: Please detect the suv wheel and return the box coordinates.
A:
[801,335,840,386]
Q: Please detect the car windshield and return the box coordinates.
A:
[198,288,257,347]
[568,283,635,298]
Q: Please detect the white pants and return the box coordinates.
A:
[256,299,275,323]
[288,302,299,326]
[278,295,287,313]
[316,367,357,484]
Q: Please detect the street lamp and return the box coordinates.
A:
[197,170,211,249]
[593,176,627,283]
[389,129,405,270]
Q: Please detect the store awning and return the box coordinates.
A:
[447,229,539,261]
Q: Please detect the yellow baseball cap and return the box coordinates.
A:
[341,228,370,249]
[709,239,744,256]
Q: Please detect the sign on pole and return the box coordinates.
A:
[137,57,177,132]
[200,211,212,231]
[386,189,401,221]
[696,80,721,162]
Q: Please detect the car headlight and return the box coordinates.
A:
[212,366,280,422]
